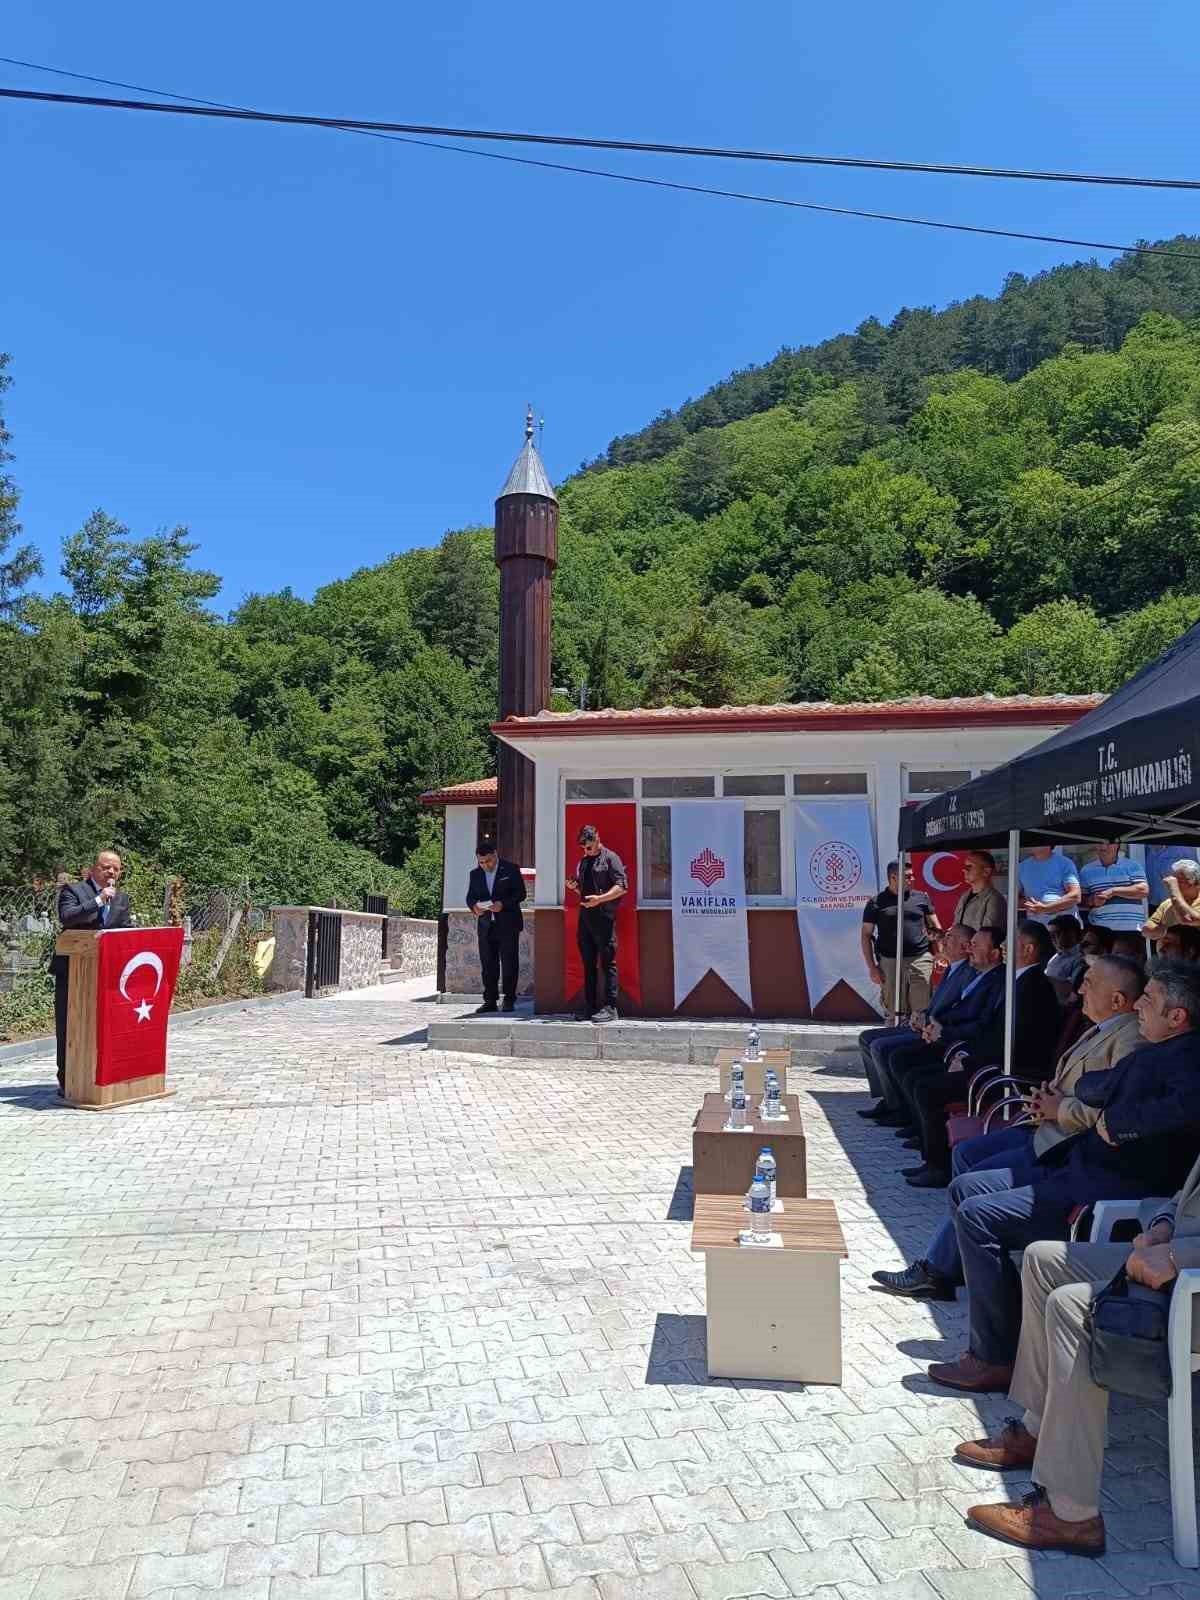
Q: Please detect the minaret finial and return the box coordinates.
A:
[525,404,535,443]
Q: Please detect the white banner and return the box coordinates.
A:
[793,800,882,1013]
[670,802,753,1011]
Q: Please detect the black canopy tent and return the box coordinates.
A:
[893,619,1200,1073]
[901,620,1200,853]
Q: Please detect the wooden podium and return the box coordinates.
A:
[55,927,184,1110]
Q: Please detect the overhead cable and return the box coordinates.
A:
[3,80,1200,192]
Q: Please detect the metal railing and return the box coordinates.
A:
[305,910,343,997]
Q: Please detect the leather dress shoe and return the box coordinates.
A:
[927,1351,1014,1393]
[967,1488,1105,1555]
[955,1418,1037,1470]
[871,1260,956,1301]
[857,1101,890,1120]
[905,1166,950,1188]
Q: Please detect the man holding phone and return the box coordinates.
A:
[466,846,526,1014]
[568,824,627,1022]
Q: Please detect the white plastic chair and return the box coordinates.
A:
[1089,1200,1200,1567]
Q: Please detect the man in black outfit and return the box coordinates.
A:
[568,824,628,1022]
[466,846,526,1014]
[52,849,132,1094]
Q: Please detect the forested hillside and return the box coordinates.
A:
[3,240,1200,911]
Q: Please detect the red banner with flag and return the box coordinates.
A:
[95,927,185,1086]
[562,802,642,1008]
[911,850,971,931]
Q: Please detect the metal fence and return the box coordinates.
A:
[0,881,275,985]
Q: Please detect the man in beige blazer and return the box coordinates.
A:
[872,954,1145,1302]
[954,967,1200,1555]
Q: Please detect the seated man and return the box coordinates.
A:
[925,959,1200,1394]
[871,953,1145,1299]
[1044,914,1085,1004]
[1109,930,1148,962]
[866,925,1006,1135]
[900,921,1061,1188]
[857,924,973,1114]
[1161,924,1200,961]
[954,1144,1200,1555]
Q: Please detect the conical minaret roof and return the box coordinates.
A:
[497,407,557,502]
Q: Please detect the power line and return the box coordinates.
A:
[4,79,1200,193]
[3,64,1199,262]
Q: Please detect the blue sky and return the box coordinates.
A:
[4,0,1198,609]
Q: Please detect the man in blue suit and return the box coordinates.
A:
[863,925,1007,1127]
[858,923,974,1116]
[927,958,1200,1394]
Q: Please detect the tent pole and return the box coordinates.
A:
[1004,829,1020,1078]
[894,849,907,1022]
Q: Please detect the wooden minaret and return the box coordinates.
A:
[494,407,558,867]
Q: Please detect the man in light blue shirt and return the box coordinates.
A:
[1019,847,1081,926]
[1079,843,1148,934]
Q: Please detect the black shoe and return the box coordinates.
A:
[573,1010,591,1022]
[858,1101,890,1120]
[474,1002,499,1015]
[900,1165,928,1178]
[905,1166,951,1189]
[876,1111,910,1127]
[901,1137,922,1149]
[872,1261,957,1301]
[893,1125,918,1138]
[591,1007,617,1023]
[501,1000,517,1013]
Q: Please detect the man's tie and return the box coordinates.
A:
[100,899,109,927]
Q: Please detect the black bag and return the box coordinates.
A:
[1085,1265,1173,1400]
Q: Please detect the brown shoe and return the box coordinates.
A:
[927,1351,1014,1393]
[968,1488,1105,1556]
[955,1417,1037,1470]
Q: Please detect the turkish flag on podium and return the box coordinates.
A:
[95,927,185,1086]
[56,925,185,1106]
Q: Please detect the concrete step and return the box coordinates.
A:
[376,967,408,986]
[426,1013,865,1066]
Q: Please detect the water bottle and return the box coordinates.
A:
[764,1071,782,1120]
[746,1175,771,1241]
[746,1023,761,1061]
[729,1080,747,1130]
[727,1058,746,1104]
[756,1146,777,1208]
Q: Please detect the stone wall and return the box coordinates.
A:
[387,916,438,978]
[339,911,385,990]
[266,908,308,992]
[265,907,386,994]
[443,908,535,998]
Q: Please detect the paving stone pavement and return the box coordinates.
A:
[0,981,1190,1600]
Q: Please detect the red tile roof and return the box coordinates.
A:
[491,695,1104,739]
[420,777,499,807]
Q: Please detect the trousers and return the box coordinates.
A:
[54,964,70,1093]
[1010,1240,1129,1520]
[859,1024,913,1098]
[477,919,519,1006]
[577,912,618,1013]
[924,1127,1038,1283]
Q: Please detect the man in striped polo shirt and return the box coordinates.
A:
[1079,842,1149,936]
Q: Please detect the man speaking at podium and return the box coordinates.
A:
[52,850,131,1094]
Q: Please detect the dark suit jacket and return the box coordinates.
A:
[1036,1030,1200,1197]
[466,860,526,934]
[928,960,974,1021]
[936,964,1006,1056]
[50,877,133,974]
[956,966,1062,1078]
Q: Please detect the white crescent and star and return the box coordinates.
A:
[118,951,164,1024]
[923,852,963,893]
